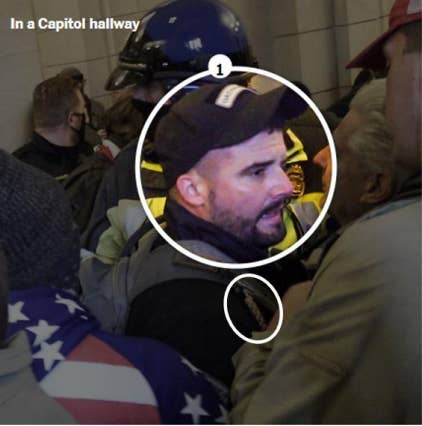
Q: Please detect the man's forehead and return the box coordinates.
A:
[197,129,286,173]
[206,128,284,155]
[230,128,286,152]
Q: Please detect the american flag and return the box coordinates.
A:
[7,287,228,424]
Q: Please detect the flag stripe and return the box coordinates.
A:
[66,334,133,366]
[56,398,161,424]
[41,361,157,405]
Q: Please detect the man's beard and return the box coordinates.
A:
[209,191,287,248]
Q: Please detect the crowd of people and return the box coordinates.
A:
[0,0,420,423]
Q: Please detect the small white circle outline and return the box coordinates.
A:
[223,273,283,344]
[135,66,337,270]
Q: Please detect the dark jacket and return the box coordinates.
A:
[125,200,270,386]
[81,139,166,250]
[13,132,92,179]
[63,151,113,233]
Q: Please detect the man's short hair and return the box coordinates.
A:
[58,66,84,83]
[33,76,80,128]
[348,79,394,176]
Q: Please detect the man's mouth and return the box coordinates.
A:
[259,200,288,223]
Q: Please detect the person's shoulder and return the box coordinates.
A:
[12,142,48,173]
[100,139,137,175]
[69,150,111,178]
[316,197,420,281]
[12,142,36,159]
[117,139,138,159]
[101,139,138,186]
[356,197,420,230]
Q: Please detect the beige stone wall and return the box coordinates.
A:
[268,0,394,106]
[0,0,43,153]
[0,0,395,152]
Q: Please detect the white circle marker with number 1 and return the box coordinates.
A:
[208,54,233,78]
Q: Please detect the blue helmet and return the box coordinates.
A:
[105,0,256,91]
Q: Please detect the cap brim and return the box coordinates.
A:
[249,85,308,125]
[276,86,309,120]
[347,12,422,69]
[346,28,393,70]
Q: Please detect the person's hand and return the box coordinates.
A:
[97,128,108,140]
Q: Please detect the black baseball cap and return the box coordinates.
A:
[154,83,308,187]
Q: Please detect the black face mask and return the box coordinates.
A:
[70,112,86,144]
[131,99,171,141]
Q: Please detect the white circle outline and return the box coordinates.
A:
[135,66,337,270]
[223,273,283,344]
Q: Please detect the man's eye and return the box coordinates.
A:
[251,168,266,177]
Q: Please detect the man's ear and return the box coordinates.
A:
[67,111,77,128]
[175,172,207,207]
[360,173,393,205]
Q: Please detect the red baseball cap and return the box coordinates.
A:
[347,0,422,69]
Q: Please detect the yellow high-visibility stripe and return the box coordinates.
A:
[272,209,298,252]
[146,196,166,218]
[286,128,308,163]
[141,160,163,173]
[299,192,324,212]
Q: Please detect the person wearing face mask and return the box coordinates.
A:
[13,76,93,180]
[63,92,145,233]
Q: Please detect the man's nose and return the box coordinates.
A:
[270,167,294,199]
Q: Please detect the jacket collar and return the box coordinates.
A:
[164,198,267,263]
[32,131,80,156]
